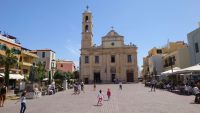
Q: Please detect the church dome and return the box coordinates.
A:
[106,30,121,37]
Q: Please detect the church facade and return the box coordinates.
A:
[80,8,138,84]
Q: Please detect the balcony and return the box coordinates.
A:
[22,50,38,58]
[19,62,33,67]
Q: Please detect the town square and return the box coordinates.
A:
[1,84,200,113]
[0,0,200,113]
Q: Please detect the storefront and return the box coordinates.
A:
[0,73,24,89]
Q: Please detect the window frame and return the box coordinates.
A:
[127,55,132,63]
[111,55,115,63]
[42,52,45,58]
[85,56,89,64]
[95,56,99,64]
[195,42,199,53]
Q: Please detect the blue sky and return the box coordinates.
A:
[0,0,200,69]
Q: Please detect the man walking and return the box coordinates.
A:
[151,79,157,92]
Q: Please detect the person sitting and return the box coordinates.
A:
[193,85,200,103]
[48,85,53,95]
[166,83,171,91]
[184,84,189,95]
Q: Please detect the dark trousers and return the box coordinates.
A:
[119,85,122,90]
[195,93,200,103]
[151,84,156,91]
[20,103,26,113]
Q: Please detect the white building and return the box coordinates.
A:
[31,49,56,79]
[148,54,164,75]
[187,25,200,66]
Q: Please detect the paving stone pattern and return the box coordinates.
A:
[0,83,199,113]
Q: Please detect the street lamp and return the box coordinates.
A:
[48,59,55,85]
[51,59,55,82]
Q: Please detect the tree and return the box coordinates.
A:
[73,70,79,79]
[0,49,18,87]
[54,70,66,81]
[36,61,46,82]
[29,65,37,83]
[28,61,46,83]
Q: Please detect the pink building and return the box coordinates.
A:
[56,60,76,73]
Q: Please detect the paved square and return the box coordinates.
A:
[0,83,199,113]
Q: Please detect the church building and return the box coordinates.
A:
[80,8,138,84]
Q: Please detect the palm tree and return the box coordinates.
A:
[0,49,18,87]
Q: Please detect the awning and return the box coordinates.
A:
[161,67,181,75]
[0,73,24,80]
[175,64,200,74]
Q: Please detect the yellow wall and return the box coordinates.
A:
[20,50,38,76]
[0,39,21,60]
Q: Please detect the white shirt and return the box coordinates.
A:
[193,87,200,95]
[184,85,189,91]
[21,96,26,103]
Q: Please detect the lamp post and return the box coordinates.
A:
[51,59,55,84]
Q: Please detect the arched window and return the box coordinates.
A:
[85,25,89,32]
[85,16,89,22]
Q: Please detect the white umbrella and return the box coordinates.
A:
[161,67,181,75]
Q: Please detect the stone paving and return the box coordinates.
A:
[0,83,200,113]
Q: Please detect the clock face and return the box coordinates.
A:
[111,42,115,46]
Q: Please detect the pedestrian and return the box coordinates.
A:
[119,82,122,90]
[107,88,111,100]
[34,86,39,98]
[93,83,96,91]
[193,85,200,103]
[151,79,157,92]
[77,83,81,94]
[81,82,84,92]
[0,83,7,107]
[73,83,78,94]
[0,83,2,107]
[16,91,27,113]
[97,90,104,106]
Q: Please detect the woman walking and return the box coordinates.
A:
[0,84,7,107]
[16,91,27,113]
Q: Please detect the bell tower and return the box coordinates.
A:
[81,6,93,49]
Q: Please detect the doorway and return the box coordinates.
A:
[127,70,134,82]
[84,78,89,84]
[111,74,116,82]
[94,72,101,83]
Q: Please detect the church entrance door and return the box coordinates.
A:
[84,78,89,84]
[111,74,116,83]
[94,72,101,83]
[127,70,134,82]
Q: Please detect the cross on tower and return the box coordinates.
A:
[111,26,114,30]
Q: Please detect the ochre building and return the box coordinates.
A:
[80,9,138,84]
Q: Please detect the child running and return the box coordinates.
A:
[97,90,104,106]
[107,88,111,101]
[16,91,27,113]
